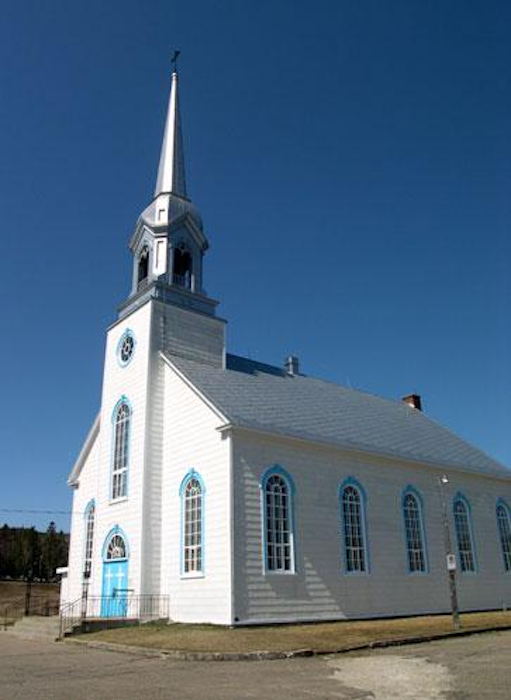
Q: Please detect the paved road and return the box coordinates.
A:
[0,630,510,700]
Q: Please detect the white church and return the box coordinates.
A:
[61,67,511,626]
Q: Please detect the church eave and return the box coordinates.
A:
[129,211,209,253]
[129,220,151,252]
[217,423,511,483]
[116,282,221,323]
[168,213,209,251]
[68,413,100,486]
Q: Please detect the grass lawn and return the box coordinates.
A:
[82,611,511,654]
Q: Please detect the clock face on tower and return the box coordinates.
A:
[117,330,135,366]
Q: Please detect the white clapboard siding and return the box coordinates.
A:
[65,302,154,605]
[160,361,232,624]
[65,293,510,626]
[140,300,226,597]
[232,431,511,624]
[64,432,100,606]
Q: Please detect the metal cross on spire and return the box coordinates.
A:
[171,50,181,74]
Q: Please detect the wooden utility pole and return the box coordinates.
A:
[437,475,460,630]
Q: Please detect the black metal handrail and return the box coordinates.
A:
[59,597,82,639]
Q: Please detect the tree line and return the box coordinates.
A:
[0,522,69,581]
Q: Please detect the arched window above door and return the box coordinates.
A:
[105,533,127,561]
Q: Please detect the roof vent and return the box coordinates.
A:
[403,394,422,411]
[285,355,299,376]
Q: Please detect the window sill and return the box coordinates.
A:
[109,497,129,506]
[180,573,205,580]
[264,570,297,576]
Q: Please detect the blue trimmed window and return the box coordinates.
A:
[496,501,511,571]
[340,481,368,573]
[83,501,95,579]
[263,469,295,573]
[117,329,135,367]
[182,475,204,575]
[453,496,476,573]
[111,401,131,500]
[402,490,427,573]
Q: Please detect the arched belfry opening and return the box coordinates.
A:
[137,246,150,288]
[173,243,193,290]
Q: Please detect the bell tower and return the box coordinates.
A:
[119,67,216,321]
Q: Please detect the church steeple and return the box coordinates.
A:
[120,64,217,322]
[154,70,187,199]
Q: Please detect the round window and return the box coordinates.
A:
[117,330,135,366]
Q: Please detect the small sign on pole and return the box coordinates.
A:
[447,554,457,571]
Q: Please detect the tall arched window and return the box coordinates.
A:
[83,502,95,579]
[453,496,476,572]
[340,480,368,573]
[112,400,131,500]
[181,473,204,575]
[496,501,511,572]
[262,468,295,573]
[402,489,427,573]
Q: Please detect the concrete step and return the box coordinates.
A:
[15,616,59,628]
[4,616,60,642]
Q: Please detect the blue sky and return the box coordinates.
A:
[0,0,509,531]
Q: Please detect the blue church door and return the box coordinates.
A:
[101,531,129,618]
[101,560,128,617]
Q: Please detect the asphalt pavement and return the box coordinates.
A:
[0,629,510,700]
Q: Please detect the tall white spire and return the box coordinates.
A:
[154,70,187,198]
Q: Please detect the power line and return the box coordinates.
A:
[0,508,74,516]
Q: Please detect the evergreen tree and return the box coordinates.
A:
[0,523,69,581]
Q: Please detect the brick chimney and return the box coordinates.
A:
[402,394,422,411]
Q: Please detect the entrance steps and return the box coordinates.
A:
[5,615,60,642]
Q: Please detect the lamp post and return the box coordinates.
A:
[437,474,460,630]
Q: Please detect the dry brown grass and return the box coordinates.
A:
[83,611,511,654]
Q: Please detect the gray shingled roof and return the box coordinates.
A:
[165,352,510,480]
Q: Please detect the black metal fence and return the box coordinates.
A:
[3,595,60,629]
[59,594,170,639]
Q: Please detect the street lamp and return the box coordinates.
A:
[437,474,460,630]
